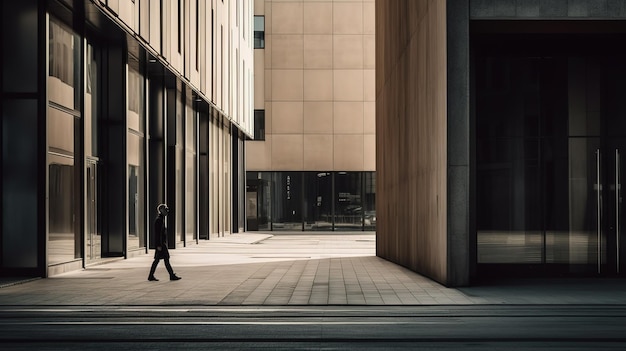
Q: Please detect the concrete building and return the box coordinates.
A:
[247,0,376,231]
[0,0,253,277]
[377,0,626,287]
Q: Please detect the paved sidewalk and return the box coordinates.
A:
[1,232,626,306]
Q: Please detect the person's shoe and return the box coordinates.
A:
[170,274,181,281]
[148,276,159,281]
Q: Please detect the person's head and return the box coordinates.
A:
[157,204,169,216]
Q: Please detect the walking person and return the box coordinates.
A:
[148,204,181,281]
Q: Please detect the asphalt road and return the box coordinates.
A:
[1,305,625,350]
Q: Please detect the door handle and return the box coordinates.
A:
[597,148,602,274]
[617,149,621,274]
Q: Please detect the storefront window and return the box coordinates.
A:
[127,53,145,251]
[185,102,197,244]
[272,172,302,231]
[335,172,363,231]
[304,172,333,231]
[128,133,145,250]
[48,18,81,265]
[246,171,375,232]
[48,108,79,265]
[49,19,80,110]
[364,172,376,231]
[176,90,184,242]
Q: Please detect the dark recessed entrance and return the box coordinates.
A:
[473,22,626,277]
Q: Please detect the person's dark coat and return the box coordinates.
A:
[154,214,170,259]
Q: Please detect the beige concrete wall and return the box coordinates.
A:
[92,0,254,136]
[248,0,375,172]
[376,1,449,285]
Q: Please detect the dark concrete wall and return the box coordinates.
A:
[447,0,470,286]
[376,1,450,285]
[470,0,626,19]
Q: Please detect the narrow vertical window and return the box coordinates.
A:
[211,9,214,98]
[254,110,265,140]
[254,16,265,49]
[221,25,224,108]
[177,0,182,53]
[195,0,199,70]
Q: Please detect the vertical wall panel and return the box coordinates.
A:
[2,0,38,93]
[2,100,39,268]
[376,0,450,286]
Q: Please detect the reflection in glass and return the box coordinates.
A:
[48,17,80,266]
[48,154,78,265]
[209,115,220,235]
[176,96,184,242]
[364,172,376,231]
[127,51,145,250]
[476,137,543,263]
[185,105,197,243]
[304,172,332,231]
[86,161,101,262]
[128,165,139,248]
[85,42,99,157]
[335,172,363,231]
[246,172,272,231]
[272,172,302,231]
[49,19,79,110]
[474,37,624,273]
[246,171,375,232]
[128,134,145,250]
[225,127,231,233]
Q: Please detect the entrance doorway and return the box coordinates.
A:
[474,32,626,276]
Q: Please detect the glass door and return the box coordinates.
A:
[602,141,626,275]
[85,159,101,263]
[475,33,626,277]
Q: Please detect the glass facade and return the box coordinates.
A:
[0,0,251,277]
[48,19,81,266]
[208,111,235,237]
[127,52,146,252]
[272,172,303,231]
[303,172,333,230]
[474,33,626,276]
[185,100,197,244]
[247,171,376,231]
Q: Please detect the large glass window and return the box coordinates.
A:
[246,171,375,232]
[272,172,302,231]
[304,172,333,231]
[224,125,232,233]
[85,39,101,264]
[246,172,272,231]
[209,112,220,236]
[176,90,184,242]
[85,42,99,157]
[474,34,626,276]
[364,172,376,231]
[185,102,197,244]
[254,109,265,140]
[49,20,79,110]
[48,108,79,265]
[48,18,80,265]
[127,53,145,251]
[335,172,363,231]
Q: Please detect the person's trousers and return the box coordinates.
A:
[149,258,175,277]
